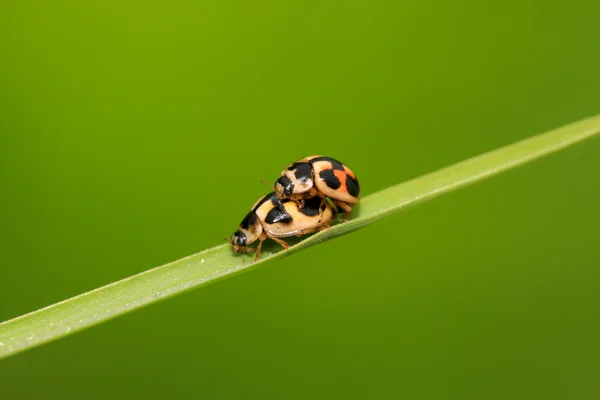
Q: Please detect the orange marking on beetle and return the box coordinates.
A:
[333,169,349,193]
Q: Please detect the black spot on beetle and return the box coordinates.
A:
[310,156,344,171]
[252,192,277,212]
[265,207,293,224]
[319,169,341,189]
[329,159,344,171]
[240,211,258,229]
[346,174,360,197]
[287,162,303,171]
[270,196,288,212]
[276,176,294,196]
[293,163,312,183]
[299,197,322,216]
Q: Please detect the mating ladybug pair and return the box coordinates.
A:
[231,156,360,261]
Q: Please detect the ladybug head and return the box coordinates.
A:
[275,176,294,196]
[230,230,247,252]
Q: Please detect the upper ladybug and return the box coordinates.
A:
[274,155,360,216]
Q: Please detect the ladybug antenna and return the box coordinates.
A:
[260,178,273,187]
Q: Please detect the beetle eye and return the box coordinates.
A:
[277,176,294,195]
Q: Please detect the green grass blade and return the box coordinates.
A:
[1,114,600,360]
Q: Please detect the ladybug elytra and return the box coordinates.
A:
[274,155,360,217]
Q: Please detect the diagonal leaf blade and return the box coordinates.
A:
[1,114,600,360]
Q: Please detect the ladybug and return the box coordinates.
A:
[231,192,335,261]
[274,155,360,217]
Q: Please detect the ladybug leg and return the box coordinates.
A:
[317,223,331,231]
[313,194,328,222]
[333,200,353,221]
[232,244,255,254]
[295,188,318,209]
[254,233,267,262]
[270,236,290,250]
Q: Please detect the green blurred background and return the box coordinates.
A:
[1,1,599,398]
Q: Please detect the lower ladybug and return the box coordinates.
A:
[274,155,360,217]
[231,192,335,261]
